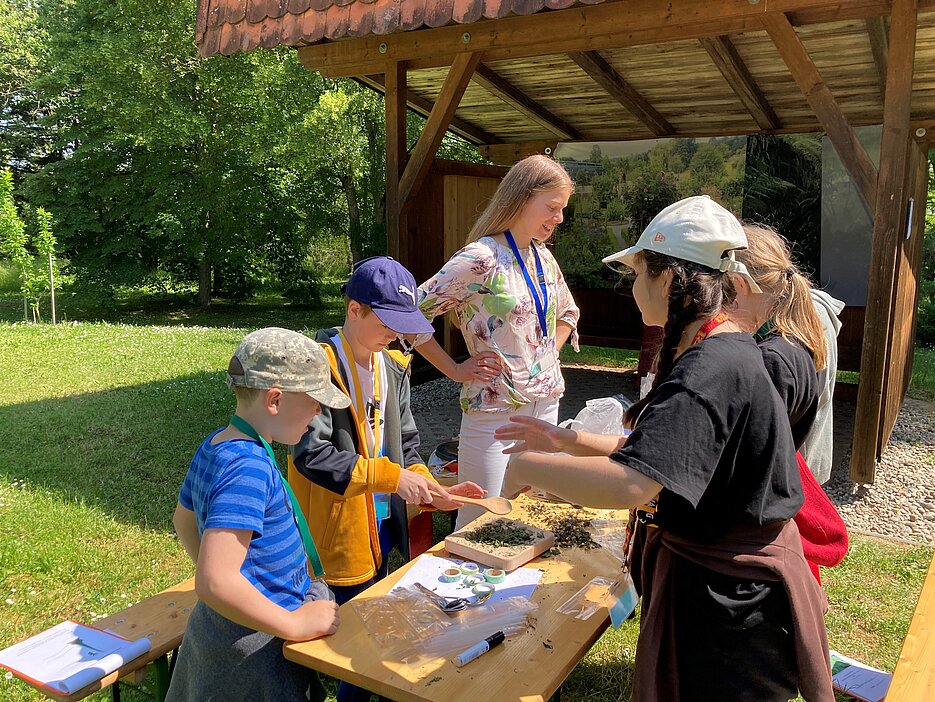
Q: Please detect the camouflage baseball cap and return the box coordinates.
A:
[227,327,350,409]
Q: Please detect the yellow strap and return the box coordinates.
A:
[337,330,382,459]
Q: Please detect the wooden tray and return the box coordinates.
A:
[444,518,555,571]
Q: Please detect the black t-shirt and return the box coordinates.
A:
[611,333,803,541]
[758,333,819,450]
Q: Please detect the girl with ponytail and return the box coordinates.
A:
[732,225,848,584]
[495,196,833,702]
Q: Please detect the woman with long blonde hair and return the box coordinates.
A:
[412,154,580,527]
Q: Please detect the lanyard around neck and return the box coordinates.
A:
[337,330,382,459]
[505,230,549,338]
[228,414,325,578]
[690,310,730,345]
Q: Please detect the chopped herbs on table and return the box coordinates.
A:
[462,519,541,548]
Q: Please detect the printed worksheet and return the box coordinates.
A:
[0,620,151,694]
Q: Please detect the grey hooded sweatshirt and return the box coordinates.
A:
[801,289,845,484]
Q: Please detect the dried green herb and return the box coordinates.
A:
[549,514,599,550]
[462,519,540,548]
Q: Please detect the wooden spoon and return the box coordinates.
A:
[450,495,513,515]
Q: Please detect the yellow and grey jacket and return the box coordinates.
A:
[287,327,435,587]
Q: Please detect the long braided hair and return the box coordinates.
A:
[623,250,738,429]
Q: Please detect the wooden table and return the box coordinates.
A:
[284,500,626,702]
[886,551,935,700]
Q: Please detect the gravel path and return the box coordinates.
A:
[825,397,935,546]
[412,374,935,547]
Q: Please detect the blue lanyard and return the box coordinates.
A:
[505,230,549,338]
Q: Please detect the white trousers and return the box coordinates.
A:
[455,397,560,530]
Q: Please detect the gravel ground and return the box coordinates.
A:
[825,397,935,546]
[412,375,935,547]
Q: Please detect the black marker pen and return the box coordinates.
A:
[453,631,505,667]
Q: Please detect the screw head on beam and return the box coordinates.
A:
[462,32,471,44]
[378,42,388,54]
[916,127,927,138]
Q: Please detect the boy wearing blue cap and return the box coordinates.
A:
[288,256,483,701]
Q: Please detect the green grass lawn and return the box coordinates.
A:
[0,321,932,701]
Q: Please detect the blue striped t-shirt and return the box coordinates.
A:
[179,429,311,610]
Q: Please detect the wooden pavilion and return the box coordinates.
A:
[196,0,935,484]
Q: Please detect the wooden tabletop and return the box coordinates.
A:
[284,500,627,702]
[886,551,935,701]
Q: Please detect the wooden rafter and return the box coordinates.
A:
[472,65,582,140]
[851,0,919,483]
[762,12,878,214]
[384,62,407,259]
[479,141,560,166]
[357,75,497,145]
[567,51,673,137]
[398,52,481,212]
[865,17,889,102]
[295,0,935,78]
[699,35,780,131]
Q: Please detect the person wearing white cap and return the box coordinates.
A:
[496,196,833,702]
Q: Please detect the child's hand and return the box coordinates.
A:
[431,481,486,511]
[289,599,340,641]
[494,416,574,454]
[452,351,502,383]
[397,470,447,504]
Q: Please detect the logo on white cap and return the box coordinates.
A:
[653,231,666,243]
[398,284,416,304]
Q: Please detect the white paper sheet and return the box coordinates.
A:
[393,555,542,603]
[0,620,151,694]
[830,650,892,702]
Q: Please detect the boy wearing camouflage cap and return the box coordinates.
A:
[168,327,350,702]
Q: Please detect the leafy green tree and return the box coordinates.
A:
[0,0,56,174]
[23,0,332,307]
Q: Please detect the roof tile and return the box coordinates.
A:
[196,0,615,57]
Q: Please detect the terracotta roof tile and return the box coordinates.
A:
[195,0,614,57]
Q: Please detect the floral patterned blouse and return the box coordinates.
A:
[416,236,580,413]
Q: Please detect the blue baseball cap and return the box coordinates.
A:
[341,256,435,335]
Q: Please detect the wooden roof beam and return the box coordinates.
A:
[567,51,673,137]
[699,35,780,131]
[357,74,498,146]
[866,17,889,103]
[398,52,481,211]
[472,65,582,140]
[296,0,935,78]
[478,141,560,166]
[762,12,878,214]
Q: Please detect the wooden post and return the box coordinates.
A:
[385,62,407,260]
[397,52,480,213]
[762,12,879,215]
[850,0,918,483]
[48,253,56,324]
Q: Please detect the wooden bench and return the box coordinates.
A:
[886,552,935,700]
[11,578,196,702]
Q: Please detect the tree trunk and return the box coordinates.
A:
[341,173,363,263]
[198,256,212,309]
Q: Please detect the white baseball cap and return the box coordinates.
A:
[602,195,761,292]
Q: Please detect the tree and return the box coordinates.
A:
[24,0,332,307]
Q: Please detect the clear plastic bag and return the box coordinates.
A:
[555,576,619,620]
[587,518,630,563]
[558,395,632,435]
[352,586,538,662]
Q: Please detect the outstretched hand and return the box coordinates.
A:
[431,481,486,511]
[494,416,574,454]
